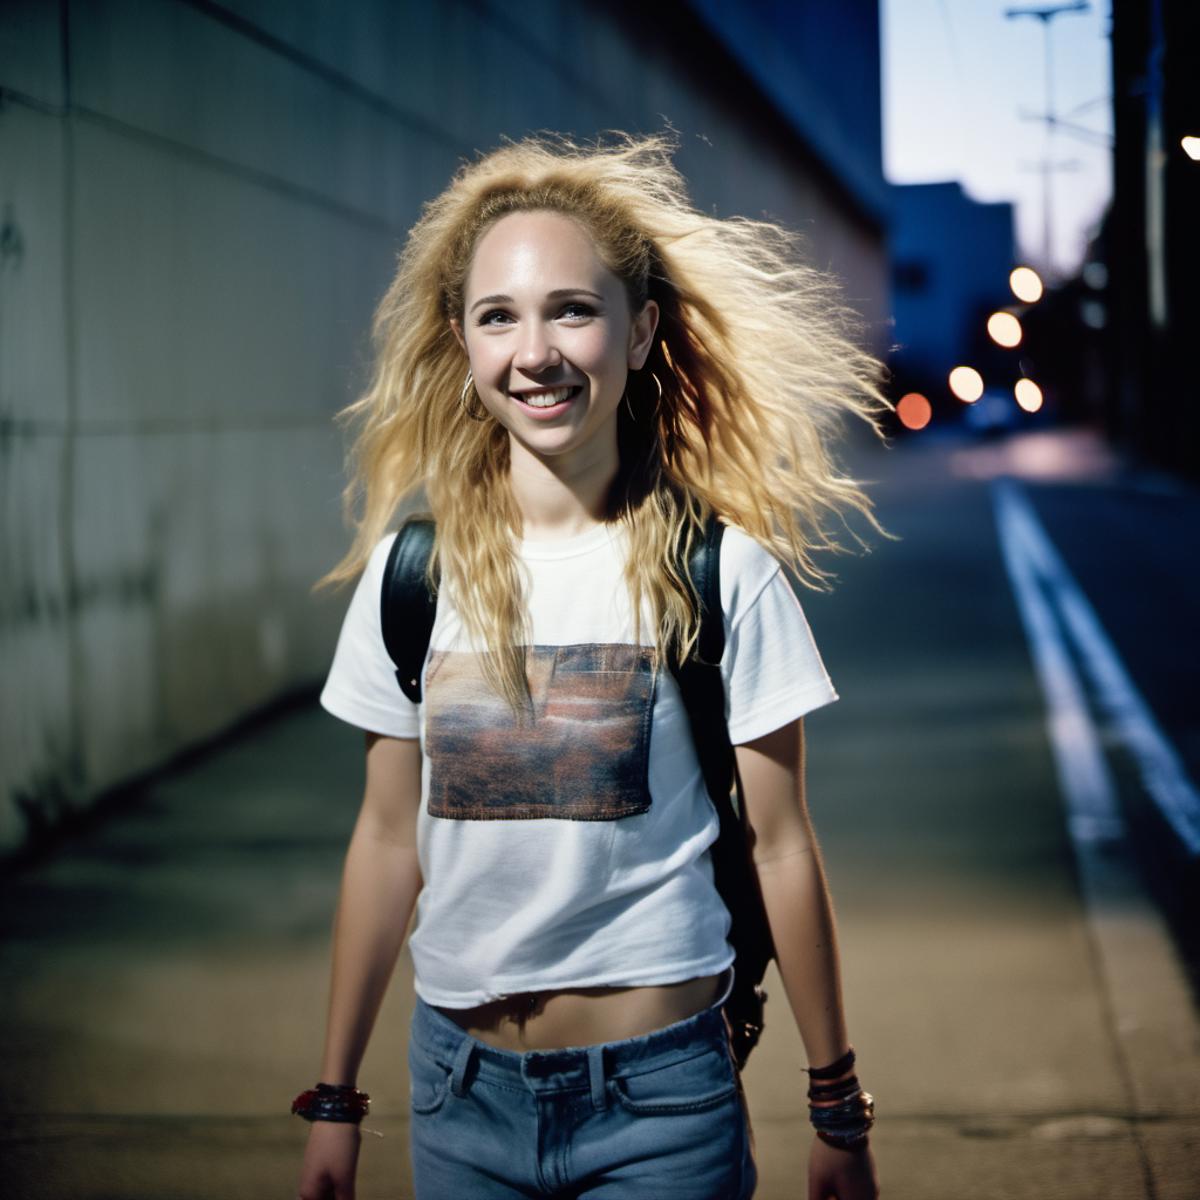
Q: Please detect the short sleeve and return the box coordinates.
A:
[318,531,421,738]
[718,527,839,745]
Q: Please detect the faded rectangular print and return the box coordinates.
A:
[425,643,658,820]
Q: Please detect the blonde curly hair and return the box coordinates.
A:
[317,131,895,718]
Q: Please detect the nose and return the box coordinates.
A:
[513,320,562,373]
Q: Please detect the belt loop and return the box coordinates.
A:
[587,1045,607,1112]
[449,1035,476,1098]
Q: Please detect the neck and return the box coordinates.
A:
[507,433,619,541]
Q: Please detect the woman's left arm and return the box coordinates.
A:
[735,716,881,1200]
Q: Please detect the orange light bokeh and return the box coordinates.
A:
[897,392,932,430]
[949,366,984,403]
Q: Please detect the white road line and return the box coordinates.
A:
[992,475,1200,1125]
[993,478,1200,856]
[992,479,1125,844]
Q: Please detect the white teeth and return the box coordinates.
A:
[517,387,574,408]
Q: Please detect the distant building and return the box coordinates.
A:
[889,182,1015,399]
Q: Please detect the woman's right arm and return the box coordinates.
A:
[297,731,424,1200]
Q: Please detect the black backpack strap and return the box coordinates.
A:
[670,515,732,801]
[668,512,776,1070]
[380,517,439,704]
[690,512,727,667]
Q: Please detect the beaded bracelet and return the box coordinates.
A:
[804,1047,874,1149]
[808,1089,874,1147]
[816,1124,873,1151]
[291,1082,371,1124]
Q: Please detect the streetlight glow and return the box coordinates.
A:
[987,311,1024,348]
[1010,266,1045,303]
[949,366,985,403]
[1182,136,1200,161]
[897,392,932,431]
[1015,378,1043,412]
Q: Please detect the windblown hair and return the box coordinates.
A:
[317,131,894,719]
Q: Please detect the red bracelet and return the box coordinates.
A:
[291,1083,370,1124]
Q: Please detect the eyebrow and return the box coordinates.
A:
[469,288,605,314]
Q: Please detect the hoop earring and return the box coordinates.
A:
[649,372,664,414]
[459,371,489,422]
[623,371,666,422]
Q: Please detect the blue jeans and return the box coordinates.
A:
[407,968,757,1198]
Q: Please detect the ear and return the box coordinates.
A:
[627,300,660,370]
[449,317,467,354]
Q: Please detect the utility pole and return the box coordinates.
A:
[1005,2,1091,277]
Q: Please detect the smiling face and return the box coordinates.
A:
[452,210,658,471]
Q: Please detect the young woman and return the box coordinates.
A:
[297,134,891,1200]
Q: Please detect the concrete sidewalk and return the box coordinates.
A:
[2,432,1198,1199]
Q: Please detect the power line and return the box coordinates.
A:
[1005,1,1092,275]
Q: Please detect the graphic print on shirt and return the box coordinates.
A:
[424,643,658,820]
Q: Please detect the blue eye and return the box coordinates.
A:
[477,309,512,327]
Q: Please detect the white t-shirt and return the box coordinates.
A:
[320,520,839,1007]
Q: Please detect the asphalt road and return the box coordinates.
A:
[2,424,1197,1199]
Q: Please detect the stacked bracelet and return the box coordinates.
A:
[804,1045,857,1080]
[804,1047,875,1150]
[291,1082,371,1124]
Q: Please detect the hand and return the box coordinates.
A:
[807,1130,880,1200]
[297,1120,361,1200]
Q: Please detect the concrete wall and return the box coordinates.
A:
[687,0,888,224]
[1,0,887,853]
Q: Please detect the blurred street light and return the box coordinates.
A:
[988,311,1024,348]
[1182,136,1200,161]
[897,392,932,430]
[949,366,985,402]
[1010,266,1045,303]
[1015,378,1044,411]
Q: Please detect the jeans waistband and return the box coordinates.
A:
[411,966,736,1109]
